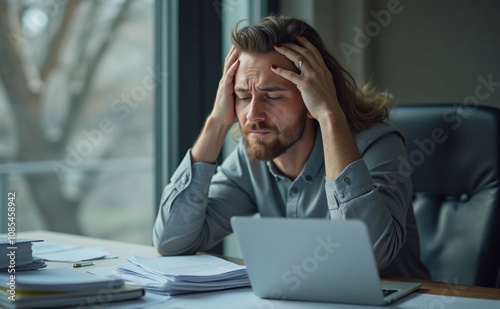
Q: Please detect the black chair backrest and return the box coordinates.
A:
[390,104,500,288]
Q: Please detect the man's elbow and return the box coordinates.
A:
[154,240,182,256]
[375,225,406,269]
[152,229,175,256]
[153,233,198,256]
[153,237,170,256]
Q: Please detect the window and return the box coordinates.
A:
[0,0,154,244]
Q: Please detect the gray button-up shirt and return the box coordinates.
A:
[153,122,430,279]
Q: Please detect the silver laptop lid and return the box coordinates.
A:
[231,217,387,305]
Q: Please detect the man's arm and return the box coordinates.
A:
[191,116,233,164]
[153,147,257,255]
[191,45,240,164]
[271,38,411,268]
[153,46,243,255]
[317,112,361,179]
[153,151,217,255]
[272,37,361,179]
[325,130,413,269]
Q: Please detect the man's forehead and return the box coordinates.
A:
[235,85,286,92]
[234,74,290,92]
[237,51,292,69]
[235,52,295,90]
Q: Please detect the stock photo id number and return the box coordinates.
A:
[7,192,16,242]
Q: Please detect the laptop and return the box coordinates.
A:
[230,217,421,306]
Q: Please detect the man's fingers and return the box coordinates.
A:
[296,36,325,67]
[274,38,325,71]
[271,64,300,84]
[274,44,305,71]
[224,46,238,74]
[223,59,240,89]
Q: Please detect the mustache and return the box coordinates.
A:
[241,123,278,135]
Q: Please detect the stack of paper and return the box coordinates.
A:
[32,241,117,263]
[113,255,250,295]
[0,268,144,309]
[0,238,46,272]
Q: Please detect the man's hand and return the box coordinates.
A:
[191,46,240,164]
[210,45,240,126]
[271,36,343,122]
[272,37,360,179]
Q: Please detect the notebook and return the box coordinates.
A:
[230,217,421,306]
[0,267,124,292]
[0,268,144,309]
[0,285,145,309]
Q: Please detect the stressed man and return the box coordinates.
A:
[153,15,430,280]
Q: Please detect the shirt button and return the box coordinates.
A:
[181,174,190,184]
[291,188,298,194]
[339,193,344,199]
[343,177,351,185]
[305,175,312,181]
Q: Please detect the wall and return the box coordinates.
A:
[281,0,500,107]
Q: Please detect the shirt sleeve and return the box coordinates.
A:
[325,132,413,269]
[153,148,257,256]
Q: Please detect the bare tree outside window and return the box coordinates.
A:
[0,0,154,244]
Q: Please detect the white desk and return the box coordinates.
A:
[15,230,500,308]
[20,230,159,272]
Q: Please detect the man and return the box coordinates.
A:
[153,15,430,280]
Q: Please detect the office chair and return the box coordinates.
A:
[389,104,500,288]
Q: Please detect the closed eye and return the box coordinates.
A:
[267,96,282,100]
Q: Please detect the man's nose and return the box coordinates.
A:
[246,97,266,123]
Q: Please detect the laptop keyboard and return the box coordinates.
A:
[382,289,399,297]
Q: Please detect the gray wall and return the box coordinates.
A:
[281,0,500,107]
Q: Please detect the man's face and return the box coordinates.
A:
[234,51,309,161]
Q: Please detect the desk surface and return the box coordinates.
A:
[18,230,500,300]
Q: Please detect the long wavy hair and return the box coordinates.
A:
[231,15,392,131]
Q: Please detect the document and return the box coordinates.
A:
[128,255,246,278]
[0,238,46,271]
[32,241,117,262]
[113,255,250,295]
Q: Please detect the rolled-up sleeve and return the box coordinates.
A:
[325,132,412,269]
[153,148,257,256]
[153,150,215,255]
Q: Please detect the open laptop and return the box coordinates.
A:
[230,217,421,306]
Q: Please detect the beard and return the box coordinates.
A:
[241,112,307,161]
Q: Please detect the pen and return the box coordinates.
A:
[73,262,95,268]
